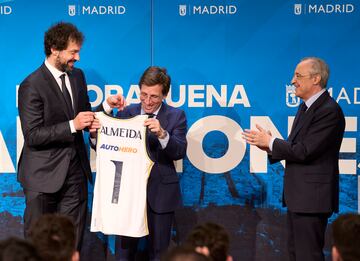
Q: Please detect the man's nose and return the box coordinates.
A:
[143,97,152,103]
[74,53,80,61]
[291,77,296,85]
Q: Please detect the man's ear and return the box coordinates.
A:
[313,73,321,86]
[226,255,233,261]
[195,246,210,257]
[50,47,60,57]
[71,250,80,261]
[332,246,342,261]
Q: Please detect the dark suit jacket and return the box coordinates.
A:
[270,91,345,213]
[108,102,187,213]
[17,63,92,193]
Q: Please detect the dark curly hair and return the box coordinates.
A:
[44,22,84,57]
[0,237,41,261]
[29,214,76,261]
[332,213,360,261]
[185,223,230,261]
[138,66,171,96]
[162,245,211,261]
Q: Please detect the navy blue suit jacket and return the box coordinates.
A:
[270,91,345,213]
[115,102,187,213]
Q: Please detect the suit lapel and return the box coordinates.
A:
[307,90,330,113]
[289,110,310,141]
[68,71,78,115]
[41,64,72,119]
[288,91,329,141]
[129,104,142,117]
[156,102,169,130]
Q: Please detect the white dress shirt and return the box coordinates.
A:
[44,59,76,133]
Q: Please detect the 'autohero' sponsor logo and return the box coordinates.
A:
[294,3,355,15]
[179,4,237,16]
[68,5,126,16]
[100,144,138,153]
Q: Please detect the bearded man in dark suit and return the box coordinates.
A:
[243,57,345,261]
[18,22,95,250]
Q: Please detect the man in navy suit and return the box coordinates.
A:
[243,57,345,261]
[18,22,95,250]
[91,66,187,260]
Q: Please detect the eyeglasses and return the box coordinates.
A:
[140,92,162,102]
[293,73,317,80]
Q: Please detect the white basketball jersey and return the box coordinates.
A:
[91,112,153,237]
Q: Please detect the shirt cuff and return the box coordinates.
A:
[158,131,169,149]
[103,101,113,114]
[69,120,76,133]
[269,137,276,152]
[90,136,97,146]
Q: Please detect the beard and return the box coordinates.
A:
[55,56,74,72]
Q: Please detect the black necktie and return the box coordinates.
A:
[293,102,307,129]
[146,113,155,118]
[145,113,157,149]
[288,102,307,141]
[60,74,74,117]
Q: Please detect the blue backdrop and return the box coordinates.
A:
[0,0,359,259]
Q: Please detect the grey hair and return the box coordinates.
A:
[301,57,330,88]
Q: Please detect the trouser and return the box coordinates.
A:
[115,204,174,261]
[287,210,331,261]
[23,155,88,250]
